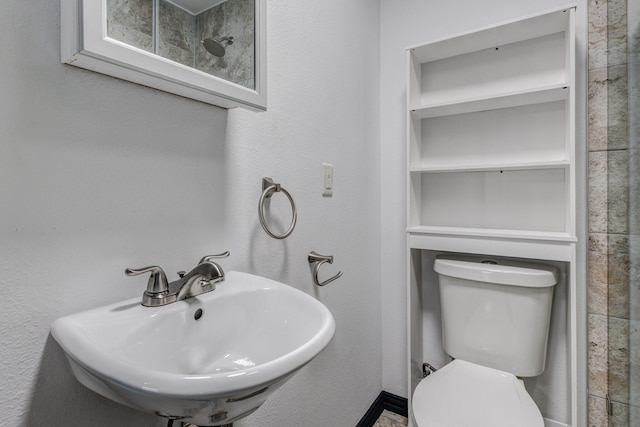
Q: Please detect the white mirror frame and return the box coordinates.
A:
[61,0,266,111]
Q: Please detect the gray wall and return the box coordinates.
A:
[0,1,381,426]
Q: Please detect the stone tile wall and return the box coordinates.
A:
[588,0,639,425]
[195,0,255,88]
[107,0,195,64]
[106,0,254,88]
[158,0,196,67]
[628,0,640,422]
[107,0,154,52]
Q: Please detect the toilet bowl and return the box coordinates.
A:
[411,255,558,427]
[412,359,543,427]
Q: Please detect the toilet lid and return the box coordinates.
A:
[412,359,543,427]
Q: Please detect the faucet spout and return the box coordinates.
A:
[126,252,229,306]
[170,261,225,301]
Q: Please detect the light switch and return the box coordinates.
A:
[323,163,333,197]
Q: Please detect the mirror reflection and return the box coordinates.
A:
[107,0,255,89]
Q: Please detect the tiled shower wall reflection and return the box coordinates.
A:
[588,0,639,425]
[196,0,255,89]
[107,0,254,88]
[158,0,195,68]
[107,0,153,53]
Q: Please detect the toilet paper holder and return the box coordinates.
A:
[308,251,343,286]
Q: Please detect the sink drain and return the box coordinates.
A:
[194,309,203,320]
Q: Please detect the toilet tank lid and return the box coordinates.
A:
[434,256,558,288]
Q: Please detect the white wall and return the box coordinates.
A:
[1,0,591,425]
[0,1,381,426]
[379,0,588,405]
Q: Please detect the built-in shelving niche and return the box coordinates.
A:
[406,5,578,427]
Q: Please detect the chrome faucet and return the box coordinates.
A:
[125,252,229,307]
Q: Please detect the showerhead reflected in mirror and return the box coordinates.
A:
[201,36,234,57]
[107,0,255,89]
[63,0,265,110]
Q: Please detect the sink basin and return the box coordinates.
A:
[51,271,335,426]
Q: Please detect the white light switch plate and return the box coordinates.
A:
[323,163,333,197]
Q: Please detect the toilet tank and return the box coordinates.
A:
[434,255,558,377]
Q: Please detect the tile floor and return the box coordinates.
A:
[181,409,409,427]
[373,410,408,427]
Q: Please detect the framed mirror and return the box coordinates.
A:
[61,0,266,110]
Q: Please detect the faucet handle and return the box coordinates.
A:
[199,251,230,264]
[125,266,169,295]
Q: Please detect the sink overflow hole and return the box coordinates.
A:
[194,309,203,320]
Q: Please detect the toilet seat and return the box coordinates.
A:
[412,359,543,427]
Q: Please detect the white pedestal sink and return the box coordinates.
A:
[51,272,336,426]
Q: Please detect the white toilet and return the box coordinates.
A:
[412,255,558,427]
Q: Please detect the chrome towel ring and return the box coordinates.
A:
[258,177,297,239]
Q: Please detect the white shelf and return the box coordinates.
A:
[410,159,570,174]
[410,83,569,119]
[406,5,575,236]
[406,227,575,263]
[407,225,576,242]
[407,4,574,63]
[415,168,567,233]
[412,100,567,169]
